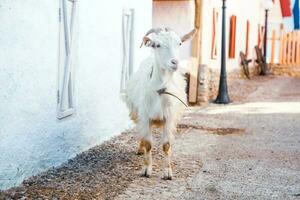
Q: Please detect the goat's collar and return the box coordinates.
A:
[150,65,187,107]
[157,87,188,107]
[157,87,167,95]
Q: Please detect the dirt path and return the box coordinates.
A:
[1,76,300,200]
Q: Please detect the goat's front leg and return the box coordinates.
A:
[162,119,175,180]
[137,119,152,177]
[137,140,145,155]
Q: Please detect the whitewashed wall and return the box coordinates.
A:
[153,0,195,60]
[0,0,152,190]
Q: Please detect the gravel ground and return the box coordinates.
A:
[1,76,300,200]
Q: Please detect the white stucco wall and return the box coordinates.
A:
[152,0,195,60]
[0,0,152,190]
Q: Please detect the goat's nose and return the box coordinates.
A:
[171,59,178,65]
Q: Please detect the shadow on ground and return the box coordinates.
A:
[0,130,142,199]
[0,122,238,199]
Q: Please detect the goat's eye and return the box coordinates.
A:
[156,44,161,48]
[179,42,182,46]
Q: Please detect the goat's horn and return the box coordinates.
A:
[145,28,163,36]
[140,36,152,48]
[165,27,173,32]
[140,28,163,48]
[181,29,197,43]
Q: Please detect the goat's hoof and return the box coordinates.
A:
[141,166,152,178]
[162,168,173,180]
[163,176,172,180]
[162,175,172,180]
[136,150,144,155]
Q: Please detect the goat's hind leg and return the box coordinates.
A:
[138,120,152,177]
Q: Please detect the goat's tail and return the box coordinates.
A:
[129,112,138,124]
[122,92,138,123]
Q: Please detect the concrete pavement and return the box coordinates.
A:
[1,76,300,199]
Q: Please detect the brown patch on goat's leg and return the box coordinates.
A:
[163,142,170,154]
[162,142,173,180]
[141,139,152,178]
[137,140,145,155]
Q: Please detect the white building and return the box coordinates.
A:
[0,0,284,190]
[0,0,152,190]
[154,0,284,72]
[154,0,284,103]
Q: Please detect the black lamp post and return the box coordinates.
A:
[263,9,269,62]
[263,0,274,65]
[215,0,230,104]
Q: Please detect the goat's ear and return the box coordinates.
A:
[140,36,154,48]
[181,29,197,43]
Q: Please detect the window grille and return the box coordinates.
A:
[211,8,219,59]
[57,0,78,119]
[120,8,134,97]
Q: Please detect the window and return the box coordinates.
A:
[229,15,237,58]
[211,8,219,59]
[57,0,77,119]
[120,8,134,97]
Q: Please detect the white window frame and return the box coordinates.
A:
[120,8,134,97]
[57,0,78,119]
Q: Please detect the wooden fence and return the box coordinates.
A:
[278,31,300,65]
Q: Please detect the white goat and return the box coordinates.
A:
[125,28,196,180]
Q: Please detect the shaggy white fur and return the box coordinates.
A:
[125,28,195,179]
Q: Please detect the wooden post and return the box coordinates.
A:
[295,31,299,65]
[295,31,298,65]
[279,32,284,64]
[282,34,287,64]
[270,30,276,64]
[258,24,261,47]
[229,15,237,58]
[278,24,284,64]
[291,31,296,65]
[289,32,292,64]
[290,32,294,65]
[245,20,250,56]
[189,0,202,104]
[287,33,291,64]
[296,31,298,65]
[297,31,300,65]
